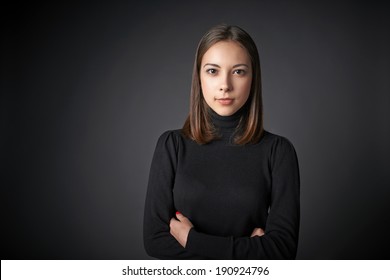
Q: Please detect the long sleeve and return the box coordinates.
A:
[184,137,300,259]
[143,131,202,259]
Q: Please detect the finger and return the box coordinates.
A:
[175,211,194,228]
[175,211,185,220]
[257,228,265,235]
[251,228,265,237]
[169,218,177,227]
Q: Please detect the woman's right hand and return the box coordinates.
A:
[250,227,265,237]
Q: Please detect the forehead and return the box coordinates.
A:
[202,41,250,65]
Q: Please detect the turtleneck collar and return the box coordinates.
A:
[208,105,246,130]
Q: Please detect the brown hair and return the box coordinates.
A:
[182,24,263,145]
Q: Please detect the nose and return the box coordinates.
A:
[219,74,232,93]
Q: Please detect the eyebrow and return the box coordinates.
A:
[203,63,249,68]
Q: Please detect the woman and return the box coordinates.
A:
[143,24,300,259]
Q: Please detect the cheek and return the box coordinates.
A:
[237,79,252,99]
[200,77,214,99]
[245,81,252,97]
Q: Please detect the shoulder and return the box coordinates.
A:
[156,129,183,144]
[260,130,296,150]
[261,131,299,170]
[261,131,298,172]
[154,129,184,152]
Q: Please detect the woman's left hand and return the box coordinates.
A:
[169,211,194,248]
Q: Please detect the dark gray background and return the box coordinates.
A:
[2,0,389,259]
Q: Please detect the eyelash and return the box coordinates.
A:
[205,69,246,75]
[206,68,218,74]
[233,69,246,75]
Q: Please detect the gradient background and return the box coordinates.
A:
[2,0,389,259]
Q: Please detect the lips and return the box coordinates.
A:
[216,98,234,105]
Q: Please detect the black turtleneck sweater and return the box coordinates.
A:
[143,109,300,259]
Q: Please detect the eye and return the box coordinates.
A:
[206,68,218,75]
[233,69,246,75]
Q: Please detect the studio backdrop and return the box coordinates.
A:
[2,0,389,259]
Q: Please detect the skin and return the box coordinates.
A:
[169,40,265,248]
[200,40,252,117]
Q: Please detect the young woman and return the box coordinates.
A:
[143,24,300,259]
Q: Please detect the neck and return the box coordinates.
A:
[209,108,244,130]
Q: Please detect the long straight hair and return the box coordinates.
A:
[182,24,263,145]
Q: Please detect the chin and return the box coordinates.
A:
[214,108,238,116]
